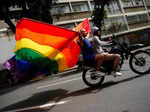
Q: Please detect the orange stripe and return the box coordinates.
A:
[16,18,78,40]
[61,40,81,67]
[16,28,74,50]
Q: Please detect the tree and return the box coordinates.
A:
[0,0,16,33]
[92,0,112,31]
[0,0,55,33]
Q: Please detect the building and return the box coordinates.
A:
[51,0,150,44]
[0,0,150,43]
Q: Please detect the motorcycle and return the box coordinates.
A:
[82,41,150,87]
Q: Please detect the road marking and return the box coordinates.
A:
[14,100,71,112]
[40,100,71,108]
[37,77,82,89]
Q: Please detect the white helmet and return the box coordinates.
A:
[91,26,100,36]
[91,26,99,33]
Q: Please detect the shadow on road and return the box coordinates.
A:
[0,89,68,112]
[0,67,80,96]
[1,71,150,112]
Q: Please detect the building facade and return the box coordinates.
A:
[51,0,150,44]
[0,0,150,69]
[0,0,150,42]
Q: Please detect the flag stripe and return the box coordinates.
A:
[61,41,81,67]
[15,48,69,72]
[15,38,60,59]
[54,53,68,71]
[14,38,78,71]
[15,48,59,72]
[15,28,75,50]
[16,18,78,40]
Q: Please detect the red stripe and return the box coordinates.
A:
[62,41,81,67]
[16,18,78,40]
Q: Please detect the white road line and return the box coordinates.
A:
[37,77,82,89]
[14,100,71,112]
[40,100,71,108]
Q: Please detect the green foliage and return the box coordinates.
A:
[0,0,55,33]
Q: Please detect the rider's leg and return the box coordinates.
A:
[95,54,104,71]
[102,53,120,70]
[112,54,120,71]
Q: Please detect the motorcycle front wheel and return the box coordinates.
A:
[129,50,150,74]
[82,68,105,87]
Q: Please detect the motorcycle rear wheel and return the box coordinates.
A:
[82,68,105,87]
[129,50,150,74]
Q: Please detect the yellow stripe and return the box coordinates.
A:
[54,53,68,71]
[16,28,70,50]
[15,38,60,59]
[15,38,68,71]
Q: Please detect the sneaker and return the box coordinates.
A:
[111,71,122,77]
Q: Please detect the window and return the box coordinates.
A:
[51,3,71,15]
[127,15,137,25]
[90,0,121,15]
[121,0,145,12]
[105,0,122,15]
[145,0,150,9]
[138,14,149,22]
[59,23,75,30]
[121,0,133,8]
[121,0,144,8]
[133,0,144,7]
[103,16,127,35]
[71,2,90,12]
[127,14,148,25]
[90,1,94,11]
[127,14,149,29]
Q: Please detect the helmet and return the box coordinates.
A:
[91,26,99,31]
[91,26,100,35]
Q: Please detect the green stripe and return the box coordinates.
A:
[15,48,58,72]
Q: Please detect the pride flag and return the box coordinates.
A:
[74,18,91,34]
[14,18,80,72]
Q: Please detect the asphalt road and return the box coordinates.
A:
[1,59,150,112]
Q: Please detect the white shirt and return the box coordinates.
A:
[92,35,110,53]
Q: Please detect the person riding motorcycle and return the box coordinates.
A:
[79,28,122,76]
[91,27,122,76]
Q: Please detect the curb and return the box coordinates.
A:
[29,66,80,82]
[51,66,80,77]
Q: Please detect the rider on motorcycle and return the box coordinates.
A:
[79,28,122,76]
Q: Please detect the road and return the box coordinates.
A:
[0,60,150,112]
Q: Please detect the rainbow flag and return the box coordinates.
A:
[74,18,91,34]
[14,18,80,72]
